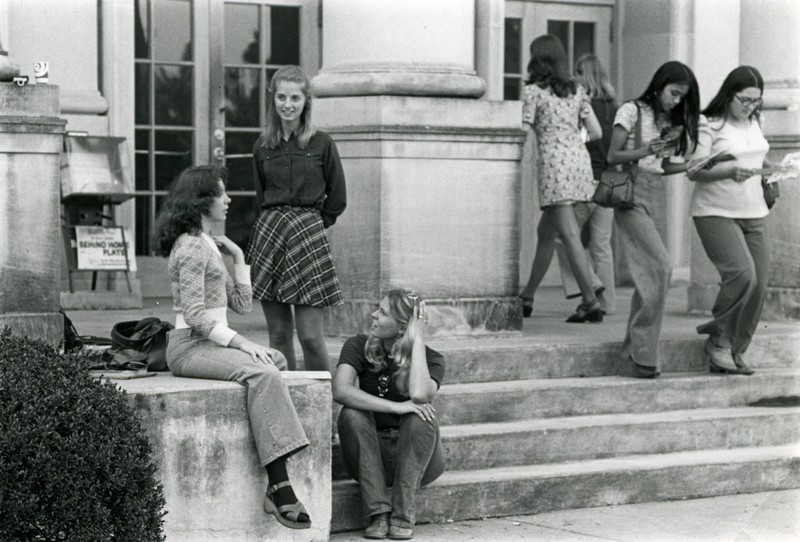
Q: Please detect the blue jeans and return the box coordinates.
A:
[166,328,309,466]
[693,216,769,356]
[337,407,445,529]
[614,171,672,370]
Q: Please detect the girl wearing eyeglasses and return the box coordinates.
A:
[606,61,701,379]
[333,290,445,540]
[687,66,772,376]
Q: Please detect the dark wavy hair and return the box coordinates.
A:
[702,65,764,123]
[525,34,576,98]
[637,61,700,155]
[151,165,228,256]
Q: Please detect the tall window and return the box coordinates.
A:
[133,0,302,255]
[134,0,194,256]
[503,16,596,101]
[222,2,300,250]
[503,18,522,100]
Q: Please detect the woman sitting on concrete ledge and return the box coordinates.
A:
[333,289,446,540]
[153,165,312,530]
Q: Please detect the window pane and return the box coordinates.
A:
[574,22,595,65]
[134,0,150,59]
[224,155,255,192]
[547,20,569,54]
[153,0,192,62]
[225,3,260,65]
[154,131,192,190]
[504,18,521,74]
[225,68,261,127]
[265,7,299,65]
[504,77,521,101]
[135,153,150,191]
[226,195,260,250]
[225,131,259,157]
[154,65,193,126]
[135,129,149,151]
[135,64,150,124]
[135,195,153,256]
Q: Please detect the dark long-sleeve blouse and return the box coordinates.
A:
[252,130,347,228]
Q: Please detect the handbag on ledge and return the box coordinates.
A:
[592,101,642,209]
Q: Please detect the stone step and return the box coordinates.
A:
[332,406,800,478]
[429,331,800,384]
[331,443,800,533]
[434,369,800,425]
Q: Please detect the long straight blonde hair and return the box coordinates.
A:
[574,54,616,103]
[364,289,419,395]
[259,65,316,150]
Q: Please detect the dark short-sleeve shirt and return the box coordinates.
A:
[337,334,446,429]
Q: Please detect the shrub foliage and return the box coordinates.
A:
[0,328,165,541]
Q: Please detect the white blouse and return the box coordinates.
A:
[689,115,769,219]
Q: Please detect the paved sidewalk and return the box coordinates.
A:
[65,285,799,362]
[330,489,800,542]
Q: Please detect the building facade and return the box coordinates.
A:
[3,0,799,329]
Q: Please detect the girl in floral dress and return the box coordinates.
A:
[519,34,604,323]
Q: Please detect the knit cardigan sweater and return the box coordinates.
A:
[168,233,252,346]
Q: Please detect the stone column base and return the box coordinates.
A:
[324,296,523,338]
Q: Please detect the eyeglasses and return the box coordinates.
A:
[734,95,762,108]
[377,374,390,398]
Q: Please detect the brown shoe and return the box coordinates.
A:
[388,524,414,540]
[364,512,390,539]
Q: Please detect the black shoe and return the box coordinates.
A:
[632,362,661,379]
[520,296,533,318]
[566,299,605,323]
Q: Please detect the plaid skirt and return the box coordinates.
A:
[246,206,343,307]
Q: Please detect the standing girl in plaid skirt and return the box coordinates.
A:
[247,65,347,371]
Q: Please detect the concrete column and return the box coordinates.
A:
[475,0,505,101]
[312,0,485,98]
[688,0,800,319]
[0,84,66,345]
[312,0,525,336]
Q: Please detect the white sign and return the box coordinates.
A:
[75,226,135,271]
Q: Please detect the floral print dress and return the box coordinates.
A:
[522,84,597,208]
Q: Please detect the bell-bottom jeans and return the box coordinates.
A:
[614,171,672,371]
[337,407,445,529]
[693,216,770,356]
[166,328,309,466]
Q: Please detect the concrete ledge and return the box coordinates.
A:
[118,374,332,542]
[0,312,62,346]
[61,290,143,310]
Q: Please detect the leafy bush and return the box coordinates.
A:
[0,328,165,541]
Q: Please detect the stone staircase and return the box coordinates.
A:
[330,331,800,533]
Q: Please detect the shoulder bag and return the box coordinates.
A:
[110,318,174,372]
[592,101,642,209]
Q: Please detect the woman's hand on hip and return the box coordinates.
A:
[394,400,436,423]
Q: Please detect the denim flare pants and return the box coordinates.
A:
[614,171,672,370]
[337,407,445,529]
[166,328,309,466]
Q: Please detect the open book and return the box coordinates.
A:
[686,149,728,177]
